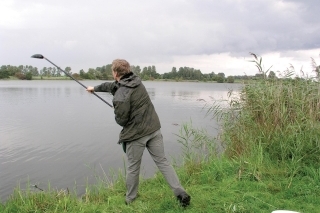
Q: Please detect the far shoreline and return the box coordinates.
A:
[1,76,242,83]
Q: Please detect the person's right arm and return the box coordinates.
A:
[86,86,95,93]
[86,82,116,93]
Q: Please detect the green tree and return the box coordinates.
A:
[80,69,87,79]
[150,65,160,79]
[0,65,10,79]
[208,72,216,81]
[141,67,150,79]
[26,72,32,80]
[268,71,276,79]
[131,65,141,77]
[47,67,52,77]
[40,67,47,77]
[194,70,202,80]
[7,65,20,76]
[162,72,171,79]
[216,73,225,82]
[56,67,61,77]
[51,67,56,77]
[87,68,97,79]
[64,67,72,76]
[255,73,264,79]
[216,75,224,83]
[217,72,225,78]
[226,76,234,83]
[171,67,177,79]
[31,67,39,76]
[104,64,113,79]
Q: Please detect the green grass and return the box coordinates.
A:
[1,157,318,212]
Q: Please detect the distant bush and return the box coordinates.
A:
[72,73,81,80]
[15,72,26,80]
[216,76,224,83]
[226,76,234,83]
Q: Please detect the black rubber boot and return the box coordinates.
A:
[177,192,191,207]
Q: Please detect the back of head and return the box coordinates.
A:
[112,59,131,77]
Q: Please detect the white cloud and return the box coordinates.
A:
[153,49,320,77]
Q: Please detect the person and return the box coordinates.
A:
[86,59,191,207]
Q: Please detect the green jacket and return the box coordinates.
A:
[94,72,161,144]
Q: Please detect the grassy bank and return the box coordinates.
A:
[2,56,320,212]
[1,155,318,212]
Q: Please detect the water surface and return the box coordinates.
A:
[0,80,241,202]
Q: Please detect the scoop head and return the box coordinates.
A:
[31,54,44,59]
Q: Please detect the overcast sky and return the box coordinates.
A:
[1,0,320,76]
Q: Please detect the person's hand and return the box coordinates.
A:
[86,86,94,93]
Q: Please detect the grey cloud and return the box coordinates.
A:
[1,0,319,73]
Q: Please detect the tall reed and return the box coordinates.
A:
[214,53,320,174]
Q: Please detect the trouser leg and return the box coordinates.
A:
[125,139,145,202]
[146,130,186,196]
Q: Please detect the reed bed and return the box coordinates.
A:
[212,54,320,182]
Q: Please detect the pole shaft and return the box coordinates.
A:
[44,57,113,108]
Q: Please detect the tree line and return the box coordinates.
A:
[0,65,72,80]
[0,64,276,82]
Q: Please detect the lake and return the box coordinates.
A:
[0,80,241,202]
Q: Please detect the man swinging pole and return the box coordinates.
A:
[86,59,191,206]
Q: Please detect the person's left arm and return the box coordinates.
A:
[113,88,131,126]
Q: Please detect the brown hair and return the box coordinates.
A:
[112,59,131,77]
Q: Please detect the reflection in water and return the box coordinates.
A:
[146,88,155,100]
[0,80,241,202]
[64,87,71,96]
[171,90,200,100]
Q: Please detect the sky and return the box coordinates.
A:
[1,0,320,77]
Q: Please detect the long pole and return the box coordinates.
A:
[31,54,113,108]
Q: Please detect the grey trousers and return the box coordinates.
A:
[125,129,186,202]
